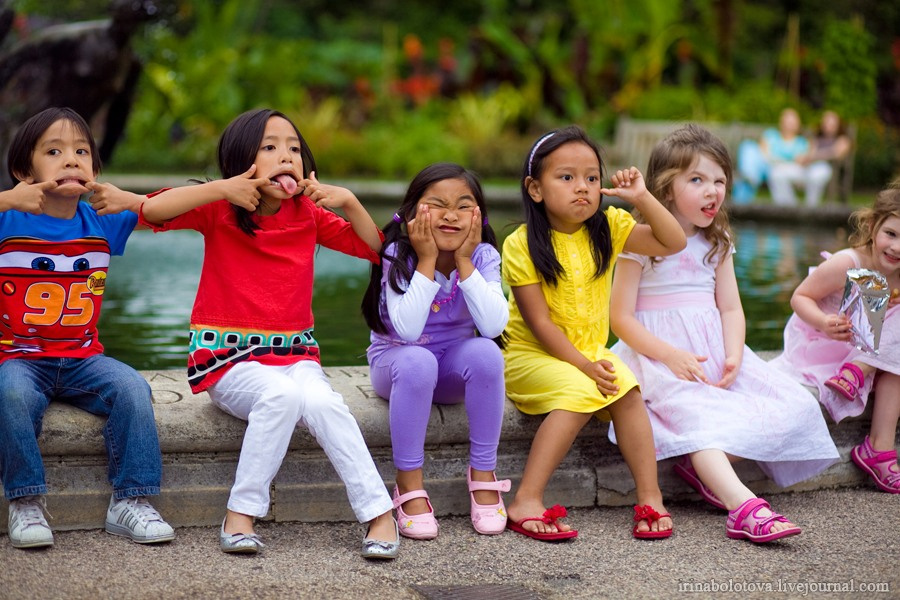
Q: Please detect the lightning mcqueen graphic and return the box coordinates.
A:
[0,237,111,355]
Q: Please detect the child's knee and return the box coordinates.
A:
[392,346,438,384]
[465,338,505,375]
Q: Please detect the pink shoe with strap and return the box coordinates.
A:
[392,486,439,540]
[824,362,864,401]
[851,436,900,494]
[466,467,511,535]
[725,498,801,543]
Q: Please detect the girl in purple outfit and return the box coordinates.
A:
[361,163,510,540]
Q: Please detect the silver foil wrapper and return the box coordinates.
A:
[838,268,890,354]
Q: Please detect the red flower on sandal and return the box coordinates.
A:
[632,504,673,540]
[541,504,568,523]
[506,503,578,542]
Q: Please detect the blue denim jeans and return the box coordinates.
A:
[0,355,162,500]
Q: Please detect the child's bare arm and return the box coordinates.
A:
[713,254,745,388]
[85,181,144,216]
[0,181,57,214]
[603,167,686,257]
[513,283,619,396]
[611,258,710,383]
[791,253,855,341]
[302,171,382,252]
[142,166,268,224]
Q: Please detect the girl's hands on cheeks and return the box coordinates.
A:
[715,356,740,389]
[408,204,439,266]
[580,359,619,396]
[600,167,649,206]
[454,206,481,265]
[221,165,267,211]
[301,171,357,210]
[4,180,57,214]
[661,348,710,384]
[822,313,853,342]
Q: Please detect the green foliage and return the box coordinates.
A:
[818,18,877,120]
[27,0,883,184]
[853,117,900,188]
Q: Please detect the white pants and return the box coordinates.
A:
[768,161,832,207]
[208,360,392,522]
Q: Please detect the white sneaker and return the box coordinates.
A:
[8,496,54,549]
[105,496,175,544]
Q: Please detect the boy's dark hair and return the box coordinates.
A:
[360,162,500,340]
[217,108,317,236]
[522,125,611,286]
[7,107,101,183]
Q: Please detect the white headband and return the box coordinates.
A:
[526,132,556,177]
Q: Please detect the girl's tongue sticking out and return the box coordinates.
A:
[275,174,298,195]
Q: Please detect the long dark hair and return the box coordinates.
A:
[361,162,499,335]
[522,125,611,286]
[217,108,317,236]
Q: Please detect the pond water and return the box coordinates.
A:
[98,206,846,370]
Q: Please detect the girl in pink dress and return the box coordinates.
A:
[611,125,839,544]
[771,185,900,494]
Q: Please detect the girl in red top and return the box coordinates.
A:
[141,109,398,559]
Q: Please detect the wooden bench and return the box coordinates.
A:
[606,116,856,203]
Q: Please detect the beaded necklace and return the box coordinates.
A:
[431,276,459,312]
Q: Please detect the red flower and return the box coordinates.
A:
[542,504,568,523]
[633,504,660,523]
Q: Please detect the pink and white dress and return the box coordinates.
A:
[610,234,838,487]
[769,248,900,423]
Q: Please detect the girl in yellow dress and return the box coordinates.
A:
[502,126,685,540]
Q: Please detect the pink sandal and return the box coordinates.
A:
[824,362,864,401]
[851,436,900,494]
[673,456,726,510]
[467,467,511,535]
[725,498,801,543]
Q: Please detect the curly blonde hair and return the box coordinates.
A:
[639,124,734,265]
[848,181,900,250]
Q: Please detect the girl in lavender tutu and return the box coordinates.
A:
[361,163,510,540]
[610,124,839,543]
[772,184,900,494]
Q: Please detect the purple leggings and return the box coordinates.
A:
[368,337,505,471]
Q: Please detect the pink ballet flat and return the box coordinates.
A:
[672,456,726,510]
[392,486,439,540]
[725,498,801,543]
[467,467,511,535]
[851,436,900,494]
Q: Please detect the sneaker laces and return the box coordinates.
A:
[14,496,53,527]
[120,497,164,524]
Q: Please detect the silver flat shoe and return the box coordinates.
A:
[219,518,265,554]
[361,516,400,560]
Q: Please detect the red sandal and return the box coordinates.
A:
[506,504,578,542]
[632,504,672,539]
[824,362,864,401]
[851,436,900,494]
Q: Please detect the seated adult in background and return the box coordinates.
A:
[803,110,853,206]
[762,108,813,207]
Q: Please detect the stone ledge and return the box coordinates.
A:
[0,353,886,531]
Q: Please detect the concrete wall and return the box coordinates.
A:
[0,355,882,531]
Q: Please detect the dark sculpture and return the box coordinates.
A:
[0,0,164,189]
